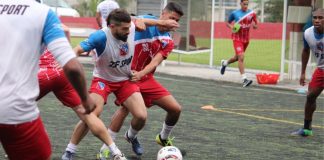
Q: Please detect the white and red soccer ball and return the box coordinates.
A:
[157,146,183,160]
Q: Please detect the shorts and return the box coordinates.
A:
[89,77,140,104]
[233,40,249,55]
[0,116,51,160]
[38,70,81,107]
[137,76,170,108]
[309,68,324,89]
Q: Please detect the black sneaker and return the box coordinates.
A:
[242,79,253,87]
[124,132,143,156]
[61,151,75,160]
[220,60,227,75]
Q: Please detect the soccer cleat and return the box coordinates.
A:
[155,134,174,147]
[242,79,253,87]
[61,151,75,160]
[96,148,110,160]
[220,60,227,75]
[124,132,144,156]
[291,128,313,137]
[112,153,127,160]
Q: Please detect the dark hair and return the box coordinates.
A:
[312,8,324,16]
[164,2,184,16]
[106,9,131,26]
[241,0,248,2]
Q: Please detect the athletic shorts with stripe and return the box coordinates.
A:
[89,77,140,104]
[37,70,81,107]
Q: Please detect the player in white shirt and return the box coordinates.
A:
[291,8,324,137]
[0,0,94,160]
[61,9,179,159]
[96,0,120,29]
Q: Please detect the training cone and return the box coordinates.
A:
[201,105,214,110]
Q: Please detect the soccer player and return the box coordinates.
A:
[61,9,179,159]
[291,8,324,137]
[37,25,126,160]
[0,1,94,160]
[220,0,258,87]
[98,2,184,157]
[96,0,120,29]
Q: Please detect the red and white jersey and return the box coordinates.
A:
[228,9,257,43]
[132,15,174,78]
[39,49,63,78]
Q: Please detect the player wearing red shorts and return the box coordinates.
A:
[98,2,184,157]
[291,8,324,137]
[220,0,258,87]
[61,9,179,159]
[0,1,94,160]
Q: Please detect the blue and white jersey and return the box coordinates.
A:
[0,0,75,124]
[304,26,324,69]
[80,22,135,82]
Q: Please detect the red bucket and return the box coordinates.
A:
[256,73,280,84]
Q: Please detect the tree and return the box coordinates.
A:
[254,0,284,22]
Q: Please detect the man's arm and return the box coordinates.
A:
[134,18,179,31]
[96,12,102,29]
[300,47,310,86]
[252,13,258,29]
[131,53,164,82]
[74,45,86,56]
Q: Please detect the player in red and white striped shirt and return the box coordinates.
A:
[220,0,258,87]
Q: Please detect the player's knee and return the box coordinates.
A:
[135,112,147,123]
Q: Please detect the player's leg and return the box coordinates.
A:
[291,68,324,136]
[98,106,130,158]
[62,78,125,159]
[121,92,147,156]
[0,117,51,160]
[220,40,241,75]
[153,95,181,146]
[114,82,146,156]
[140,77,181,146]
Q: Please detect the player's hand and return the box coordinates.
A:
[130,70,143,82]
[135,18,146,31]
[253,24,258,29]
[299,73,306,86]
[81,96,96,114]
[161,19,179,31]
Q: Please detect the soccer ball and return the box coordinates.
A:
[232,23,241,33]
[157,146,183,160]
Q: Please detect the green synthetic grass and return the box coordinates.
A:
[71,37,283,72]
[168,39,283,72]
[1,64,323,160]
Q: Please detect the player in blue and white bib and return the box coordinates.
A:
[291,8,324,137]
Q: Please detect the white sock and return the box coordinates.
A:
[241,74,247,81]
[108,128,117,141]
[66,142,78,153]
[160,122,174,140]
[108,143,122,156]
[223,60,228,66]
[127,125,139,139]
[100,128,117,151]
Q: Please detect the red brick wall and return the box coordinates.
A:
[59,17,284,40]
[190,21,284,40]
